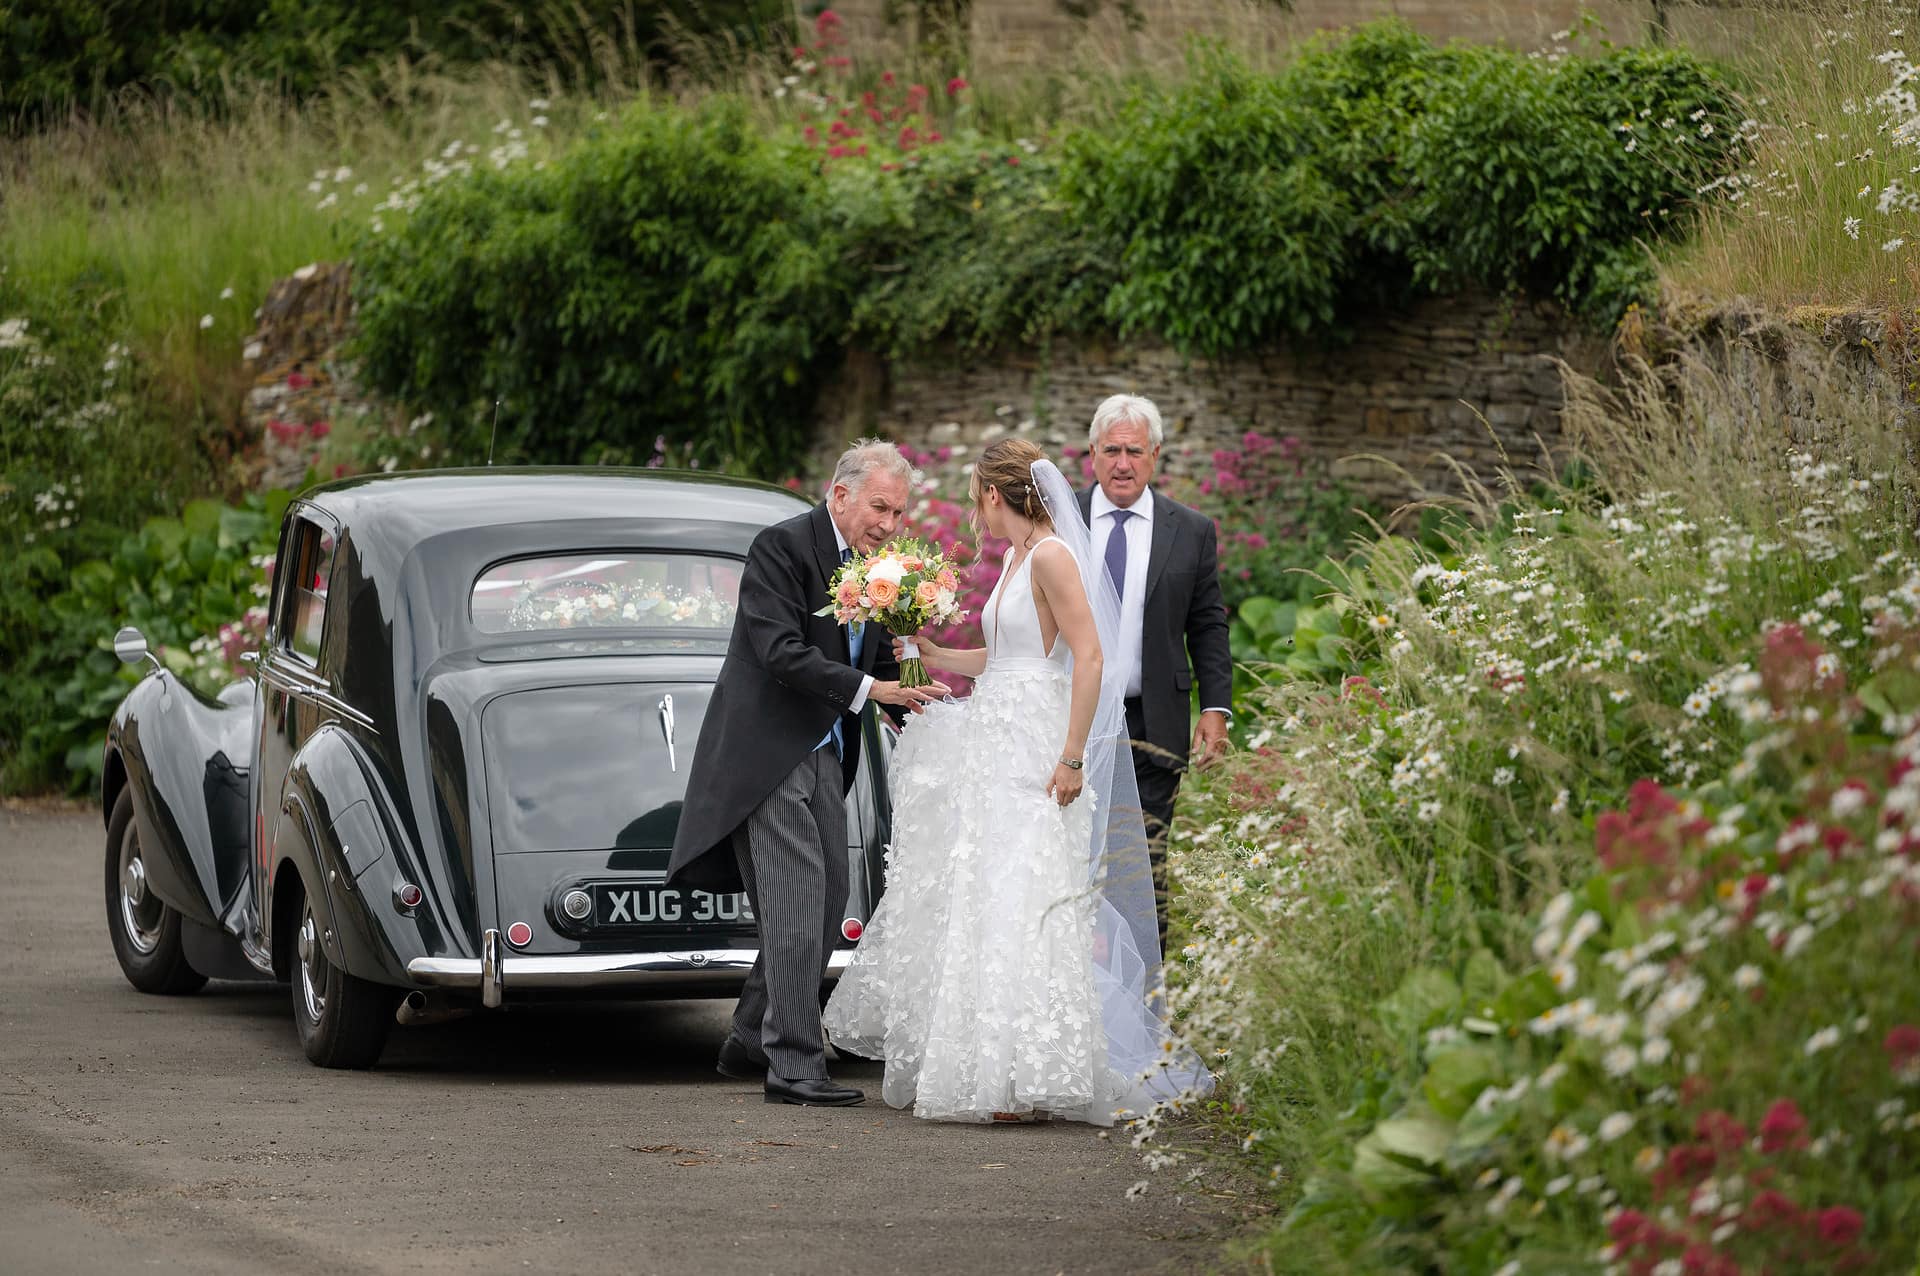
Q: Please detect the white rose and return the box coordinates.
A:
[866,558,905,586]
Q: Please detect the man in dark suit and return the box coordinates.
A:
[668,440,945,1107]
[1076,394,1233,946]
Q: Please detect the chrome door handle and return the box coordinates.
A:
[659,694,677,772]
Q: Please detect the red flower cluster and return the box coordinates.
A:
[266,418,330,444]
[1340,675,1387,709]
[1759,622,1846,706]
[783,12,967,169]
[1885,1022,1920,1080]
[1757,1097,1808,1154]
[1606,1209,1742,1276]
[1627,1093,1877,1271]
[793,8,851,72]
[1593,778,1719,904]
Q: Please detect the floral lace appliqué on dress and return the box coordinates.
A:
[824,537,1126,1125]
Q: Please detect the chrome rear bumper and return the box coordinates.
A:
[407,930,853,1003]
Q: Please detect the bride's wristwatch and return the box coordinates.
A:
[1059,757,1083,770]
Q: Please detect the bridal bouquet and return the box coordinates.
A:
[817,537,965,688]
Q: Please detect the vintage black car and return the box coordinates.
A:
[101,469,895,1067]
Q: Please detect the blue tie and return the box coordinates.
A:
[821,547,861,760]
[1105,509,1133,601]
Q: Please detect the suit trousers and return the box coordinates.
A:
[1124,695,1183,950]
[729,747,848,1080]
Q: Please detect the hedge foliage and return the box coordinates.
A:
[354,101,843,472]
[353,21,1744,474]
[1064,26,1747,352]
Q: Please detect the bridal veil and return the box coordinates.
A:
[1030,459,1213,1114]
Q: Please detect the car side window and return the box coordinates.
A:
[277,516,337,662]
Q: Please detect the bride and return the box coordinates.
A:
[824,438,1210,1125]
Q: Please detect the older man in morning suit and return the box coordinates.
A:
[667,440,945,1107]
[1076,394,1233,946]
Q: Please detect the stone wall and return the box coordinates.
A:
[817,0,1767,81]
[241,269,1909,513]
[810,292,1617,509]
[239,261,361,490]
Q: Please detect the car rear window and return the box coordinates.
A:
[472,552,742,635]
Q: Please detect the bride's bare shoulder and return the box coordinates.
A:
[1027,537,1084,592]
[1029,536,1077,569]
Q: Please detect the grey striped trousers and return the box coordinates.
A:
[729,747,848,1081]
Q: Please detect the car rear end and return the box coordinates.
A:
[407,548,885,1007]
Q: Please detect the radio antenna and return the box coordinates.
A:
[486,398,501,466]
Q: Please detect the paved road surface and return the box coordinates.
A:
[0,803,1251,1275]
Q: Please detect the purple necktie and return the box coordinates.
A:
[1105,508,1132,601]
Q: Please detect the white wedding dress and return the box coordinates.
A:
[824,536,1125,1125]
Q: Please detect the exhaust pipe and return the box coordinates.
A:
[395,990,471,1027]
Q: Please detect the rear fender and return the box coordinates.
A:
[104,671,252,927]
[275,726,450,987]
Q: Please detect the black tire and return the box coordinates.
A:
[104,787,208,995]
[288,878,397,1069]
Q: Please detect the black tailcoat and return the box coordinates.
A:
[666,503,897,894]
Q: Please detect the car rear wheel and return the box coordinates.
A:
[104,787,208,995]
[290,882,397,1068]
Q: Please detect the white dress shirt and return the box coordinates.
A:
[1089,485,1229,717]
[830,515,873,713]
[1090,484,1153,698]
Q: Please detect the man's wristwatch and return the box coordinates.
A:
[1059,757,1083,770]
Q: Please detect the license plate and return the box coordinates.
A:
[593,883,756,928]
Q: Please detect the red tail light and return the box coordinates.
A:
[840,918,864,942]
[506,921,533,947]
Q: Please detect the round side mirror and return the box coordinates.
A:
[112,626,152,666]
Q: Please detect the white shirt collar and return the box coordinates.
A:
[1091,484,1154,525]
[828,509,852,556]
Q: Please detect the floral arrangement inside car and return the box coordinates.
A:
[473,551,742,634]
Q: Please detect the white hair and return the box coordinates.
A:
[831,437,917,495]
[1087,393,1164,450]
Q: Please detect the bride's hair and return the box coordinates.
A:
[969,438,1052,541]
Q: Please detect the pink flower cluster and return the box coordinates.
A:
[1153,429,1344,601]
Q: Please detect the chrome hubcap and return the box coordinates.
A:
[297,904,328,1023]
[116,821,163,955]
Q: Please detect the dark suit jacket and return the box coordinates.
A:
[1078,486,1233,768]
[666,503,898,894]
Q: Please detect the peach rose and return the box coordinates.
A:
[914,580,941,607]
[900,555,925,572]
[836,577,862,608]
[865,577,900,608]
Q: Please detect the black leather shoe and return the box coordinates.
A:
[715,1034,769,1081]
[764,1074,865,1106]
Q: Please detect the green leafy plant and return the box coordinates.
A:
[1060,25,1745,351]
[353,98,845,474]
[1401,41,1746,322]
[4,491,284,793]
[1230,586,1356,686]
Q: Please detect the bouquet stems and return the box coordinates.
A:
[897,636,931,689]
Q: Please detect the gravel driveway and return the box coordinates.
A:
[0,802,1252,1275]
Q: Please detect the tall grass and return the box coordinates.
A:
[1160,353,1918,1269]
[1662,0,1920,310]
[0,60,645,425]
